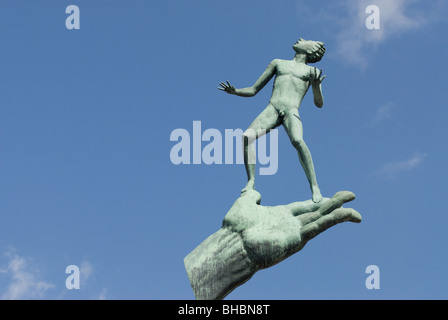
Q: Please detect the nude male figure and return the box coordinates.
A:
[219,37,326,203]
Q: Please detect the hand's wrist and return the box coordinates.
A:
[184,228,256,300]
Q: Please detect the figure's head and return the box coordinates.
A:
[293,38,325,64]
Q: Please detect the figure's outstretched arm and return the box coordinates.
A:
[310,67,326,108]
[218,60,277,97]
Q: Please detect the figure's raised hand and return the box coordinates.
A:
[218,81,236,94]
[309,68,326,85]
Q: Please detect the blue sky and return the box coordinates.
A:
[0,0,447,300]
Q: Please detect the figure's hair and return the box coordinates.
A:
[304,41,325,64]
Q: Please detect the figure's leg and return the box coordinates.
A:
[242,105,281,193]
[282,110,323,203]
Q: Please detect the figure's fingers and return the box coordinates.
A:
[296,210,321,226]
[321,75,326,82]
[327,207,362,225]
[219,82,227,88]
[218,87,225,91]
[319,68,323,78]
[226,80,232,87]
[289,198,329,217]
[317,191,355,216]
[300,207,361,242]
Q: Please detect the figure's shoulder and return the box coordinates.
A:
[270,58,286,65]
[306,64,318,72]
[268,59,287,69]
[304,64,318,75]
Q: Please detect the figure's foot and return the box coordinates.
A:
[311,187,323,203]
[241,180,255,194]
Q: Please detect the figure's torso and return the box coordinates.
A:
[269,60,312,113]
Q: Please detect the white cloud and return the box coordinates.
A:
[97,288,107,300]
[372,102,394,123]
[1,252,54,300]
[80,260,94,286]
[297,0,446,68]
[1,251,107,300]
[374,152,427,179]
[78,260,108,300]
[335,0,426,68]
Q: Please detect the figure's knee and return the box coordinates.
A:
[243,129,257,145]
[291,137,306,150]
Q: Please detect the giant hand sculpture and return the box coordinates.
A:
[184,190,361,300]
